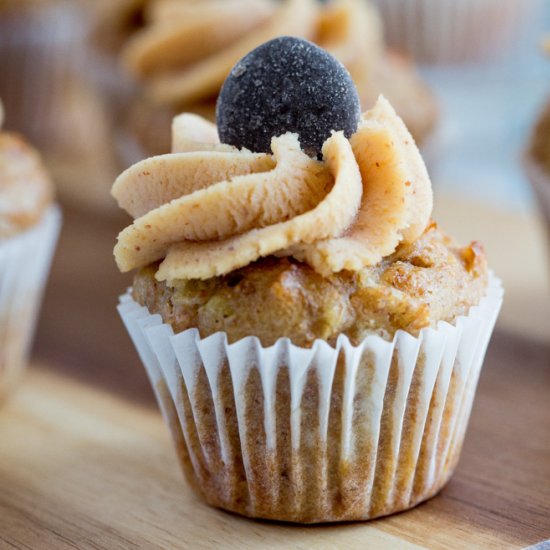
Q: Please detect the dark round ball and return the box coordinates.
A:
[216,36,361,158]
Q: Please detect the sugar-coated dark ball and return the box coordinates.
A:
[216,36,361,158]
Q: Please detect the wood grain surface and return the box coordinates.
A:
[1,332,549,549]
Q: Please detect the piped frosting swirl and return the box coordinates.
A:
[113,96,433,281]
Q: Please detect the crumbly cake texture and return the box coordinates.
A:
[0,132,54,238]
[530,100,550,175]
[132,223,488,347]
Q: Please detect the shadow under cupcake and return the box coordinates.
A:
[112,38,502,523]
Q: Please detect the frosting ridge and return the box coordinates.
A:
[113,96,433,281]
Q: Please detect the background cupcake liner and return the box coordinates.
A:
[0,207,62,402]
[0,3,85,145]
[372,0,539,64]
[117,274,502,523]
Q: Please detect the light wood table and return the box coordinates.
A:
[0,196,548,548]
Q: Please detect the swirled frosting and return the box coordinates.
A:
[113,96,433,282]
[0,103,54,238]
[115,0,436,143]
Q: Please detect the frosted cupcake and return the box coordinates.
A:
[114,38,501,522]
[110,0,437,160]
[0,102,61,402]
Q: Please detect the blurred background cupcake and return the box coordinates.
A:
[0,100,61,402]
[0,0,83,146]
[0,0,119,214]
[94,0,437,164]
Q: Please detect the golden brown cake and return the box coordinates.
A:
[102,0,437,158]
[133,225,487,347]
[114,39,501,523]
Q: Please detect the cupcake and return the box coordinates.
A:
[113,38,502,522]
[109,0,437,161]
[0,0,120,213]
[372,0,539,64]
[0,101,61,402]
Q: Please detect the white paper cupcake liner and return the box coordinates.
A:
[0,4,86,145]
[0,207,62,401]
[117,273,503,523]
[372,0,538,64]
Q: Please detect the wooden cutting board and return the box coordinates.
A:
[1,330,549,550]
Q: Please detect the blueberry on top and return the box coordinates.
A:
[216,36,361,158]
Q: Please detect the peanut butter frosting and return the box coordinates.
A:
[113,96,433,282]
[0,107,54,238]
[113,0,436,144]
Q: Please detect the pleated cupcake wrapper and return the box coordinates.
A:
[0,207,61,401]
[373,0,537,64]
[0,4,85,145]
[118,274,503,523]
